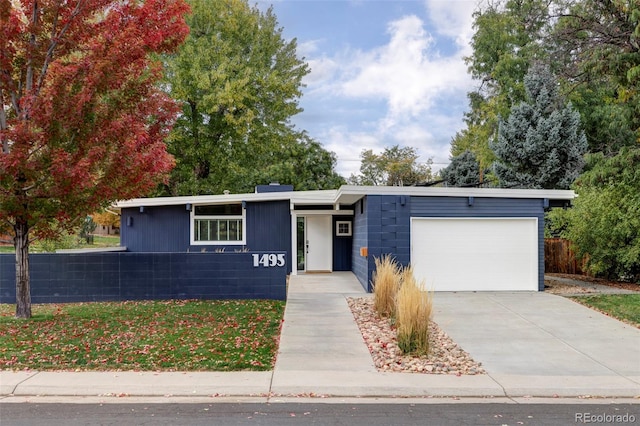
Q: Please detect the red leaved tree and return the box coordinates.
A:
[0,0,190,318]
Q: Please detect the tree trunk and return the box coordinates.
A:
[14,220,31,319]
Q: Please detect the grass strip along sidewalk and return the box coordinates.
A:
[571,294,640,328]
[0,300,284,371]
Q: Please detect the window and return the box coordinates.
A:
[336,221,352,237]
[192,204,245,244]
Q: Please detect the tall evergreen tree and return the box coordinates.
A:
[441,150,481,187]
[491,64,587,189]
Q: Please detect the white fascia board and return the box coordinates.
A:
[116,189,338,209]
[335,185,576,203]
[116,185,576,209]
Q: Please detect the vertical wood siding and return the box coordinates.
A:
[120,205,190,252]
[244,201,292,273]
[121,201,292,273]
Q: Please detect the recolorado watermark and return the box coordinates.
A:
[575,412,636,424]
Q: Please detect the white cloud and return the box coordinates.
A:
[305,56,340,86]
[341,16,434,117]
[424,0,477,52]
[338,15,472,125]
[321,127,380,177]
[295,10,476,179]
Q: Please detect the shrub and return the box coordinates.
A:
[562,149,640,281]
[372,255,401,317]
[395,273,433,355]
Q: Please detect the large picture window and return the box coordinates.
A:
[192,204,245,244]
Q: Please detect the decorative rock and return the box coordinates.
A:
[347,297,485,375]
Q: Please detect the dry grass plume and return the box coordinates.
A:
[395,273,433,356]
[372,255,401,317]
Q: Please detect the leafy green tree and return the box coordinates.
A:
[553,0,640,154]
[560,148,640,281]
[160,0,336,196]
[251,134,345,190]
[441,150,482,187]
[491,64,587,189]
[452,0,552,171]
[349,145,432,186]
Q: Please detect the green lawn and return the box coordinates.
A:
[89,235,121,247]
[0,299,284,371]
[571,294,640,328]
[0,234,120,253]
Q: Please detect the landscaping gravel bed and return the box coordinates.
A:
[544,278,595,295]
[547,273,640,292]
[347,297,485,375]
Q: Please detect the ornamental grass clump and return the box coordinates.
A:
[372,255,401,317]
[395,273,433,355]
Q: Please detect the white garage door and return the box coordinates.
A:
[411,218,539,291]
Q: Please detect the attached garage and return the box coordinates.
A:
[339,186,573,293]
[411,218,539,292]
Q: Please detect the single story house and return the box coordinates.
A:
[116,184,575,292]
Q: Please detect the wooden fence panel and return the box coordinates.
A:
[544,238,586,275]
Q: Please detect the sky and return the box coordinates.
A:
[254,0,480,179]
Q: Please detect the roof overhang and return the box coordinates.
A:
[334,185,576,205]
[115,190,338,208]
[115,185,576,209]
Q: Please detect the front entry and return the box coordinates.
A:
[297,216,332,272]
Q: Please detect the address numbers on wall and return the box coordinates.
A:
[252,253,286,268]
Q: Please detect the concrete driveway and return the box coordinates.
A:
[271,273,640,397]
[433,292,640,396]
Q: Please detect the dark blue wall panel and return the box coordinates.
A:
[121,201,292,272]
[0,252,286,303]
[410,196,546,291]
[244,201,291,273]
[352,198,368,290]
[120,205,190,252]
[332,215,353,271]
[360,195,411,292]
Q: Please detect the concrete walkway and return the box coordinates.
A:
[1,272,639,401]
[273,272,376,374]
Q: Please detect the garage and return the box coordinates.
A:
[411,217,539,292]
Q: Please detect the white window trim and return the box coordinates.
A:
[190,205,246,246]
[336,220,352,237]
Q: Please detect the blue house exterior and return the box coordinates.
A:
[117,185,575,293]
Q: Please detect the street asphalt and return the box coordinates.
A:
[1,272,639,404]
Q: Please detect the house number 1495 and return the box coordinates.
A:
[252,253,286,267]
